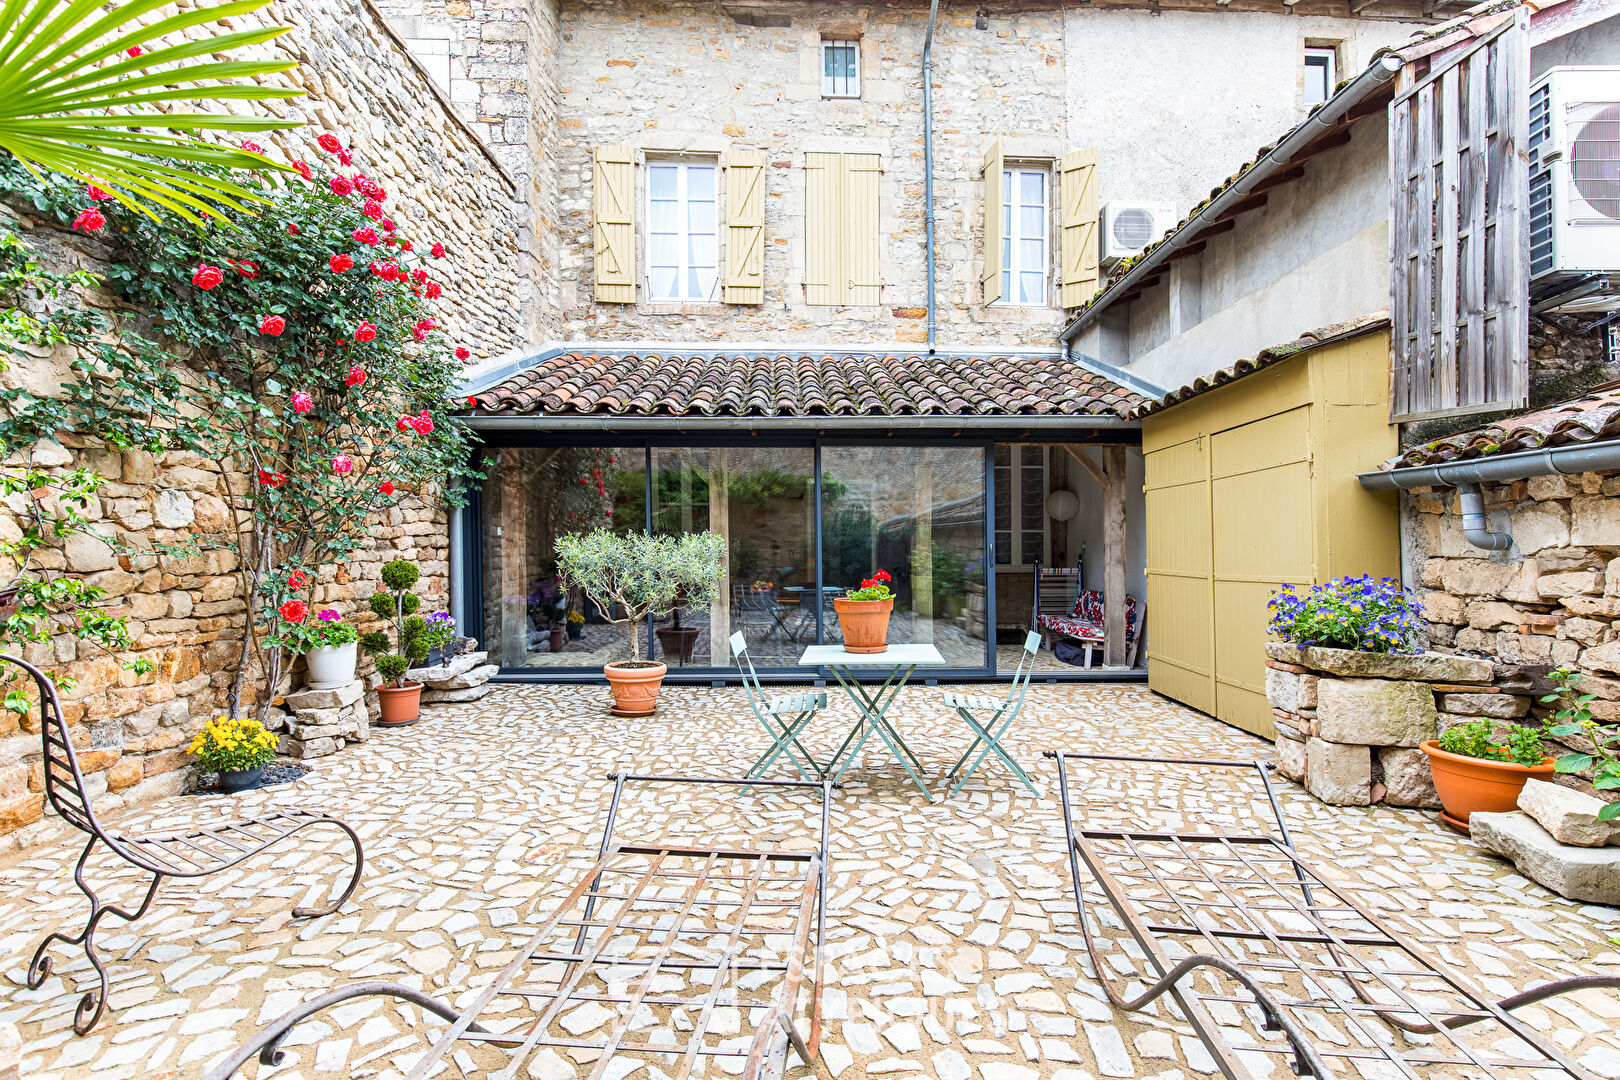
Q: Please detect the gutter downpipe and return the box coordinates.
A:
[922,0,941,353]
[1357,441,1620,550]
[1056,53,1404,351]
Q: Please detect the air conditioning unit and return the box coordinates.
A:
[1529,66,1620,313]
[1099,201,1176,266]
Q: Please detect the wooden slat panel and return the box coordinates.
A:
[723,150,766,305]
[1059,148,1100,309]
[1144,437,1215,716]
[593,145,636,304]
[847,153,882,306]
[804,152,840,306]
[1389,12,1529,422]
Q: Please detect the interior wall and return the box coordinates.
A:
[1062,447,1148,603]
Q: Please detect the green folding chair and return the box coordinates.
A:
[941,630,1043,797]
[732,631,827,783]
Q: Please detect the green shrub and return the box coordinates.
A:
[1439,719,1546,767]
[364,558,439,685]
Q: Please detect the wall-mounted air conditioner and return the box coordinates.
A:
[1099,201,1176,266]
[1529,66,1620,313]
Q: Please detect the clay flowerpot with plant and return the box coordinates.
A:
[360,559,431,726]
[189,716,281,793]
[1420,720,1555,833]
[554,530,727,717]
[834,569,895,654]
[1541,668,1620,822]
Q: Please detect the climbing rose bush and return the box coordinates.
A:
[1267,576,1426,654]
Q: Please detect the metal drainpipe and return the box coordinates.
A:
[922,0,940,353]
[1454,483,1513,551]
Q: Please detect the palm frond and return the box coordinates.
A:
[0,0,306,223]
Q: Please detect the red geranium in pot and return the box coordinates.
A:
[834,570,894,654]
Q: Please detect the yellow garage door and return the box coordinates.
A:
[1146,407,1313,739]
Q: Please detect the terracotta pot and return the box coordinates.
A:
[833,597,893,654]
[604,661,667,717]
[1418,740,1555,833]
[376,681,424,726]
[549,627,566,652]
[656,626,700,664]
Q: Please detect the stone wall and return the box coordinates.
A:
[0,0,516,850]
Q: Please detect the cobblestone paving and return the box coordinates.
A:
[1,682,1618,1079]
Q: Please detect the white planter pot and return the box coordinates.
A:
[306,642,358,690]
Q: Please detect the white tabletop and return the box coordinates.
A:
[798,644,947,667]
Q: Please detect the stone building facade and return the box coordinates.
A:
[0,0,531,850]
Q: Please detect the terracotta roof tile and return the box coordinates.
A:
[467,350,1147,419]
[1386,382,1620,469]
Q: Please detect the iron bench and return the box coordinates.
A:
[8,653,364,1034]
[1046,749,1620,1080]
[205,771,831,1080]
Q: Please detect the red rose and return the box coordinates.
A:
[290,390,314,414]
[338,149,353,166]
[288,569,308,589]
[455,346,470,361]
[358,178,384,199]
[240,140,263,154]
[86,185,111,201]
[345,365,366,387]
[381,219,397,233]
[292,160,313,182]
[288,223,300,235]
[412,412,435,435]
[352,226,379,246]
[328,253,353,273]
[362,198,383,220]
[466,395,478,408]
[232,260,259,278]
[399,240,413,252]
[329,176,354,196]
[126,45,143,57]
[353,321,377,342]
[411,269,427,284]
[380,480,395,495]
[424,281,442,299]
[71,208,105,232]
[191,264,224,290]
[431,242,446,258]
[259,314,286,336]
[331,454,355,475]
[397,414,415,433]
[279,599,308,623]
[256,469,286,488]
[317,133,343,154]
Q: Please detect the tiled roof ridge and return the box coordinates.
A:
[1383,381,1620,470]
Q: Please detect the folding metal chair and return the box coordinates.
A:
[940,630,1042,797]
[733,631,827,783]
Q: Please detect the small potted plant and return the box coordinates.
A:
[188,716,281,793]
[654,595,700,664]
[1420,719,1555,832]
[555,529,726,716]
[566,608,585,641]
[299,609,360,689]
[833,569,894,653]
[422,611,457,668]
[360,559,430,726]
[1543,668,1620,822]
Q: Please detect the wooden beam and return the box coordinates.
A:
[1062,444,1107,488]
[1250,164,1306,196]
[1211,191,1268,224]
[1164,239,1207,264]
[1184,218,1236,247]
[1102,446,1128,667]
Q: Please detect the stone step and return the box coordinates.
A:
[1470,811,1620,905]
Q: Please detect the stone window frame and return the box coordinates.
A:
[821,38,861,99]
[994,159,1056,310]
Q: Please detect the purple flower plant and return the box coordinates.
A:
[1267,575,1425,655]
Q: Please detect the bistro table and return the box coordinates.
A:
[798,643,947,798]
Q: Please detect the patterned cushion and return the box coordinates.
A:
[1039,596,1138,641]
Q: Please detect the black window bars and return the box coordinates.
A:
[206,771,832,1080]
[1046,750,1620,1080]
[7,653,364,1034]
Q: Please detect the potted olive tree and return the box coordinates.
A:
[555,530,726,716]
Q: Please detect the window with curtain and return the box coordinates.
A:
[999,167,1049,306]
[822,39,859,98]
[646,161,719,303]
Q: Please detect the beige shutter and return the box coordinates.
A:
[846,153,882,305]
[804,152,839,306]
[593,145,635,303]
[1059,148,1100,309]
[724,150,766,304]
[981,138,1005,306]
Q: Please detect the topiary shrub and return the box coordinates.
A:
[362,558,432,686]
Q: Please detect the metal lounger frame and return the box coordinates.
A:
[1046,750,1620,1080]
[205,772,832,1080]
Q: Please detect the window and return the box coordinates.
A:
[822,39,860,98]
[999,167,1050,306]
[1303,46,1337,106]
[994,445,1047,566]
[405,37,452,93]
[646,161,719,303]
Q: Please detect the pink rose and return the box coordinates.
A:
[331,454,355,475]
[345,365,366,387]
[353,321,377,342]
[290,390,314,414]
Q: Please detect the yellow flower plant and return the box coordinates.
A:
[188,716,279,773]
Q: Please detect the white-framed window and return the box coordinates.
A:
[822,39,860,98]
[404,37,452,93]
[1304,46,1337,106]
[994,445,1048,567]
[999,166,1050,306]
[646,160,719,303]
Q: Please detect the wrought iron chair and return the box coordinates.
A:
[8,653,364,1034]
[732,631,826,783]
[940,630,1042,797]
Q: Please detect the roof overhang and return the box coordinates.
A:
[466,413,1140,435]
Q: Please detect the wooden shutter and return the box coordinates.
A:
[804,152,882,306]
[846,153,882,306]
[982,138,1004,306]
[724,150,766,304]
[1059,148,1100,309]
[593,145,636,304]
[1389,12,1529,421]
